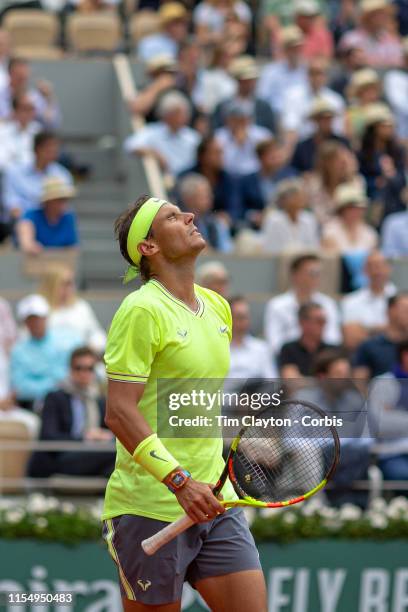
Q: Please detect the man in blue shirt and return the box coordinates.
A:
[382,209,408,257]
[17,176,79,254]
[353,293,408,381]
[3,131,73,220]
[10,294,79,410]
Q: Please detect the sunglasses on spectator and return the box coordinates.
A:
[72,364,95,372]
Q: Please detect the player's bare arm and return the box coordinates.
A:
[106,378,223,522]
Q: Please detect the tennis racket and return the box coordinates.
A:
[142,399,340,555]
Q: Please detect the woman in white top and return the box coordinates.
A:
[38,263,106,353]
[321,182,378,254]
[261,178,319,254]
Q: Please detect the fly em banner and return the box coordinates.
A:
[0,540,407,611]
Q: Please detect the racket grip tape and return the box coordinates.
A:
[141,514,195,555]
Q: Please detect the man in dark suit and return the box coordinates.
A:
[212,55,277,133]
[28,346,115,478]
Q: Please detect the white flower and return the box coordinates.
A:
[370,498,387,514]
[5,510,24,524]
[368,513,388,529]
[301,497,327,517]
[339,504,362,521]
[323,518,342,530]
[318,507,338,520]
[35,518,48,529]
[61,502,75,515]
[387,497,408,520]
[45,497,60,511]
[27,493,48,514]
[282,512,297,525]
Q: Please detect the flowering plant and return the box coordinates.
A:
[251,497,408,544]
[0,495,102,544]
[1,495,408,544]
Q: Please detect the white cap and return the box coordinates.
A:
[17,294,49,321]
[294,0,320,16]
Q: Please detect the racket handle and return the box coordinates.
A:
[141,514,195,555]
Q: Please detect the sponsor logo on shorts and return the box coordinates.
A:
[149,450,168,462]
[137,579,152,592]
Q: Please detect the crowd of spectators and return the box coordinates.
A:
[118,0,408,268]
[1,0,408,499]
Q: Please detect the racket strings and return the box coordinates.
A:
[231,402,337,503]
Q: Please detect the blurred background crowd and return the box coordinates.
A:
[1,0,408,505]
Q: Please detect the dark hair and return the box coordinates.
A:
[8,57,27,74]
[397,341,408,362]
[388,292,408,310]
[197,135,216,162]
[290,254,320,274]
[360,122,403,168]
[34,131,58,152]
[255,138,279,159]
[228,295,247,309]
[114,195,153,283]
[312,348,348,376]
[70,346,97,367]
[298,302,323,321]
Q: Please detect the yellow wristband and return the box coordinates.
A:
[133,433,179,482]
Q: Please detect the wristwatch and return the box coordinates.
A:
[165,468,191,493]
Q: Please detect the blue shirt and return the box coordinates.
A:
[382,211,408,257]
[10,331,75,402]
[3,161,73,216]
[23,208,79,248]
[137,33,178,61]
[353,334,397,378]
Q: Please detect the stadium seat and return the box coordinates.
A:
[66,13,121,54]
[129,10,160,44]
[3,10,60,51]
[0,421,31,494]
[13,46,63,60]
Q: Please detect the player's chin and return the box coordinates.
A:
[190,232,206,250]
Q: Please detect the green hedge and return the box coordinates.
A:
[1,495,408,544]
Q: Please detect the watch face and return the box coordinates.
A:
[173,473,184,487]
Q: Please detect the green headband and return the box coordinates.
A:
[123,197,167,283]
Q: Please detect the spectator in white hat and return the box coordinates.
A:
[128,55,178,120]
[294,0,334,60]
[339,0,403,69]
[345,68,382,143]
[322,182,378,253]
[292,97,350,173]
[10,295,74,409]
[212,55,277,132]
[137,2,189,61]
[17,176,78,255]
[281,57,346,143]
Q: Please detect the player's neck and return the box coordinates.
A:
[151,263,197,310]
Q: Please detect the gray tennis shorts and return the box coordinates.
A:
[102,508,261,605]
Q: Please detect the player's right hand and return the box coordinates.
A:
[175,479,225,523]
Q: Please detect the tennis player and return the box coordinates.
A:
[102,196,267,611]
